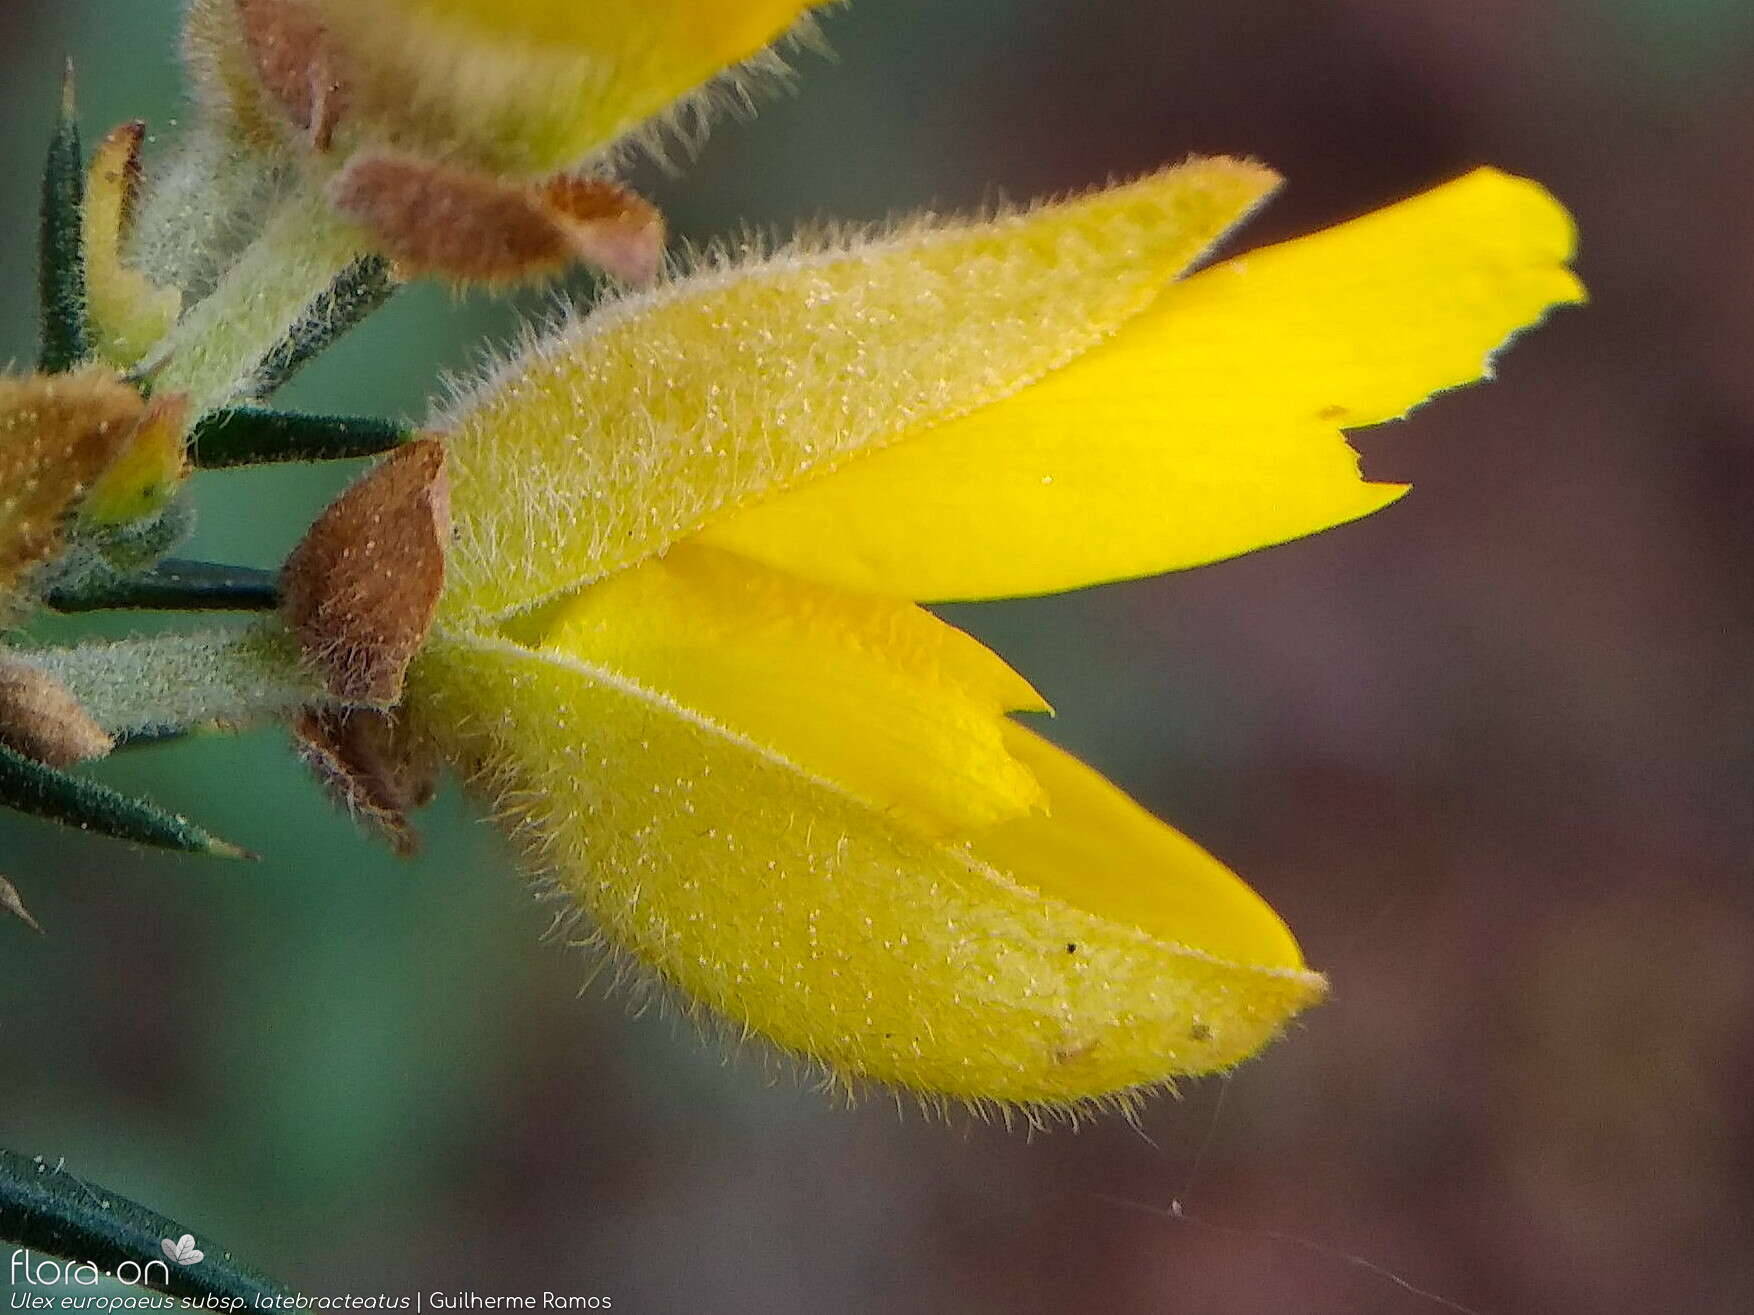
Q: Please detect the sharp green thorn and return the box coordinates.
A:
[45,559,281,613]
[38,60,88,374]
[248,254,398,398]
[192,407,415,467]
[0,741,250,858]
[0,1147,300,1306]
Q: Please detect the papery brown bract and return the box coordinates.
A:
[291,704,440,855]
[280,438,450,704]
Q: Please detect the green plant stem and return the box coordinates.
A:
[46,559,280,612]
[23,624,328,739]
[146,186,371,416]
[0,1147,298,1304]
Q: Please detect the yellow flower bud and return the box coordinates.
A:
[311,0,834,176]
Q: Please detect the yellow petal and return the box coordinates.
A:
[697,168,1585,600]
[82,122,182,369]
[440,160,1280,622]
[985,722,1302,966]
[522,543,1048,837]
[316,0,833,176]
[409,630,1325,1106]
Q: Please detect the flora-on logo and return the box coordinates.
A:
[160,1234,204,1266]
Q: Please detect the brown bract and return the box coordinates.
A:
[292,704,440,856]
[0,370,146,602]
[234,0,347,149]
[0,661,114,767]
[280,438,449,705]
[330,153,666,287]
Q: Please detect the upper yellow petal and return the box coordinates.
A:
[523,542,1048,837]
[316,0,834,175]
[409,630,1324,1106]
[696,168,1585,600]
[439,159,1280,622]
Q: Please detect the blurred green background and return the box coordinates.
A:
[4,1,1754,1311]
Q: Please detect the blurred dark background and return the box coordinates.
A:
[3,1,1753,1311]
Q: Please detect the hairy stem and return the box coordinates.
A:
[128,124,285,303]
[146,186,370,416]
[20,624,328,738]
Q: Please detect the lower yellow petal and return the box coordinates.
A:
[409,631,1325,1106]
[696,168,1584,600]
[523,543,1047,837]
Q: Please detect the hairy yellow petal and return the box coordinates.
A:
[524,543,1047,837]
[441,160,1280,622]
[698,168,1585,600]
[316,0,833,175]
[985,723,1299,965]
[409,631,1324,1106]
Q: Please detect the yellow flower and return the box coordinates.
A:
[312,0,834,176]
[405,160,1583,1110]
[190,0,828,285]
